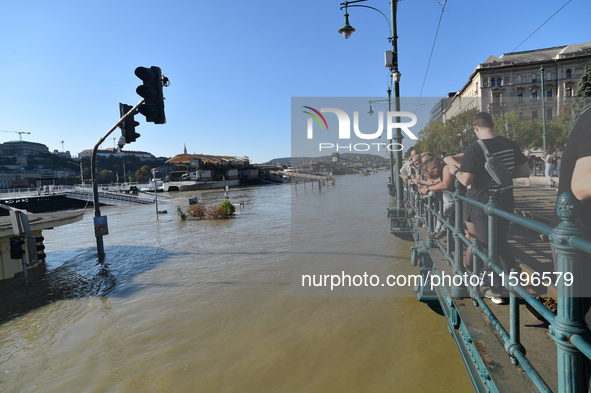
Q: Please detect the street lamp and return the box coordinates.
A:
[368,96,390,116]
[368,88,394,184]
[338,11,355,39]
[338,0,404,209]
[505,119,511,139]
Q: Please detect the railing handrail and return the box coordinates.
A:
[404,181,591,392]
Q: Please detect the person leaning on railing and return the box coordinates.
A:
[399,149,418,180]
[418,156,456,238]
[444,152,481,275]
[445,112,531,304]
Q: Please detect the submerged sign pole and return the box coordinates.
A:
[91,99,144,257]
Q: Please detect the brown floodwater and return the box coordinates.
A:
[0,172,473,392]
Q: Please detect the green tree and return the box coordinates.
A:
[98,169,115,183]
[493,111,539,150]
[569,65,591,131]
[410,109,477,155]
[134,165,153,183]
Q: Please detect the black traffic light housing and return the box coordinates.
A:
[35,236,46,261]
[119,103,140,143]
[9,237,25,260]
[135,66,166,124]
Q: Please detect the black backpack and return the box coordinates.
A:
[477,139,513,187]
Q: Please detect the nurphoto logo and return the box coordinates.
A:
[302,106,418,153]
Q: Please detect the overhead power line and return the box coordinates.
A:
[415,0,447,112]
[511,0,572,53]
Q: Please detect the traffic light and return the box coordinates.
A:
[35,236,46,261]
[23,235,46,265]
[119,103,140,143]
[135,66,166,124]
[9,237,25,260]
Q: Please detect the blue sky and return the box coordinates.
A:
[1,0,588,164]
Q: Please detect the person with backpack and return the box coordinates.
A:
[445,112,530,304]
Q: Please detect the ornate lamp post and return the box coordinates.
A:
[338,0,404,208]
[505,119,511,139]
[540,65,548,153]
[368,88,393,185]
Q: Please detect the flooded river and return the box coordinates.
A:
[0,172,472,392]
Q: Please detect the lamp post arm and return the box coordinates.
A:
[340,4,392,34]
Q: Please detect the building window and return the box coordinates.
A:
[566,86,573,97]
[566,69,572,78]
[546,89,552,98]
[532,90,538,100]
[497,77,502,86]
[546,72,552,81]
[532,110,538,120]
[547,108,553,120]
[532,74,537,83]
[517,91,523,102]
[517,75,522,84]
[491,77,496,87]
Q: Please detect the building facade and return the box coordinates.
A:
[0,141,50,156]
[440,42,591,122]
[78,148,156,161]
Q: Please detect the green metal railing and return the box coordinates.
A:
[403,181,591,392]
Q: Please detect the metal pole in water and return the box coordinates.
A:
[152,169,159,221]
[91,98,144,257]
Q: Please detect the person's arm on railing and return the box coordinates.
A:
[447,164,474,187]
[443,153,473,186]
[443,153,463,169]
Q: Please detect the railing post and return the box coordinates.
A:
[452,180,468,298]
[550,191,589,393]
[425,193,437,248]
[415,188,422,218]
[485,194,498,276]
[507,267,525,365]
[469,238,482,302]
[427,193,434,231]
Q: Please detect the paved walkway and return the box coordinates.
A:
[510,175,562,297]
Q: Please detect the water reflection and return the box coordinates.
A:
[0,246,178,324]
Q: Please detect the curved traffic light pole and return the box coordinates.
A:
[91,98,144,258]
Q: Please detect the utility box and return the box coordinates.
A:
[385,51,392,67]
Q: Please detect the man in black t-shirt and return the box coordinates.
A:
[447,112,530,303]
[552,108,591,231]
[551,108,591,353]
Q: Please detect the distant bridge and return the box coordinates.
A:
[0,185,156,213]
[268,171,330,181]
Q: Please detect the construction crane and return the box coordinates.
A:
[0,130,31,142]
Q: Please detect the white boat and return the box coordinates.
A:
[163,178,240,192]
[140,179,164,192]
